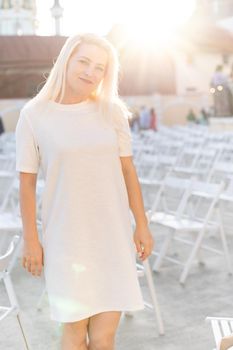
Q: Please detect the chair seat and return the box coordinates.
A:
[139,178,162,186]
[220,193,233,202]
[173,166,205,174]
[150,212,204,231]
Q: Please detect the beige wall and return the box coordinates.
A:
[124,93,213,126]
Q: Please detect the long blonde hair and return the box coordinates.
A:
[33,33,131,120]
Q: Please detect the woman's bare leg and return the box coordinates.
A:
[218,334,233,350]
[87,311,122,350]
[60,317,90,350]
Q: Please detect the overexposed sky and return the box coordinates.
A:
[36,0,196,40]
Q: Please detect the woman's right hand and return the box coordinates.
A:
[22,239,44,277]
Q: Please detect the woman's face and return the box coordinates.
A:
[65,43,108,99]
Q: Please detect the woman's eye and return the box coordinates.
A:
[96,67,104,72]
[79,60,88,64]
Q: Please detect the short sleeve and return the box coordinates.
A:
[113,104,133,157]
[15,109,40,173]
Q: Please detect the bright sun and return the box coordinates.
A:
[120,0,196,48]
[36,0,196,42]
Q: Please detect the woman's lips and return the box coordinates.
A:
[79,77,93,84]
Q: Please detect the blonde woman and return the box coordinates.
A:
[15,33,154,350]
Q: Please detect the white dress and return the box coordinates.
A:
[15,99,145,322]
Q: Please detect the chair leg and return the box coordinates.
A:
[4,273,30,349]
[16,314,30,350]
[197,247,205,266]
[179,229,205,284]
[152,229,173,272]
[4,273,19,308]
[217,210,233,275]
[143,259,165,335]
[195,230,205,266]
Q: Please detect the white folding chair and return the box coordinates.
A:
[0,234,30,350]
[173,148,218,180]
[147,176,193,220]
[148,178,230,284]
[206,316,233,350]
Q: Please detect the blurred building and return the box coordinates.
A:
[0,0,66,98]
[196,0,233,20]
[172,1,233,98]
[0,35,66,98]
[173,21,233,95]
[107,21,233,96]
[1,0,233,102]
[0,0,36,35]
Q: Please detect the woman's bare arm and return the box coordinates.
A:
[19,172,43,276]
[120,156,154,261]
[19,172,39,242]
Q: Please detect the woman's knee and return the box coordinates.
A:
[88,333,115,350]
[61,319,89,348]
[87,311,121,350]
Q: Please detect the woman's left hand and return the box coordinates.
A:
[133,225,155,261]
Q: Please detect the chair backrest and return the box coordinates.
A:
[136,153,158,178]
[149,176,192,217]
[208,161,233,183]
[191,180,224,198]
[194,148,218,171]
[219,177,233,203]
[186,180,224,224]
[175,143,203,168]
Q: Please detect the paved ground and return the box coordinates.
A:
[1,222,233,350]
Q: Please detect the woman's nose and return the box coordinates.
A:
[84,65,94,76]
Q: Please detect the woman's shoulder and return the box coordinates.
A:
[20,98,48,121]
[110,98,131,118]
[109,99,132,129]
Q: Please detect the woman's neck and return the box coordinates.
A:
[55,90,91,104]
[56,96,88,104]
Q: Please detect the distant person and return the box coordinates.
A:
[139,105,150,130]
[211,65,228,87]
[199,108,209,125]
[0,116,4,135]
[131,109,140,132]
[228,63,233,98]
[149,108,157,131]
[186,109,197,123]
[210,65,233,116]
